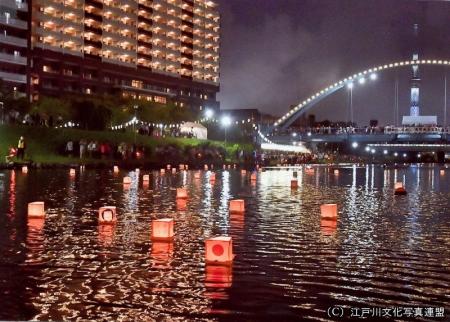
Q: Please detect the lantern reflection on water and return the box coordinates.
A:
[205,236,234,265]
[229,199,245,213]
[320,218,337,235]
[98,206,117,224]
[28,202,45,218]
[98,224,115,245]
[151,218,174,241]
[151,241,174,266]
[320,204,338,220]
[205,265,233,288]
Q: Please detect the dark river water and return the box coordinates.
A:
[0,165,449,321]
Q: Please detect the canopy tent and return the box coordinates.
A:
[180,122,208,140]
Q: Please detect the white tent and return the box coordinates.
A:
[180,122,208,140]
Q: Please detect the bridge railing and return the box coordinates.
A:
[384,126,450,135]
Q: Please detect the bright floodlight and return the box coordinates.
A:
[365,146,370,152]
[347,82,354,89]
[221,116,232,127]
[205,109,214,119]
[394,152,398,157]
[383,150,388,155]
[352,142,358,148]
[292,132,297,137]
[417,154,421,158]
[371,149,376,154]
[370,73,377,80]
[359,77,366,85]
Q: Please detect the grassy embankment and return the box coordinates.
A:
[0,125,253,167]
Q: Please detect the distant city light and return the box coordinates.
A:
[352,142,358,148]
[292,132,297,137]
[307,132,312,137]
[403,153,407,158]
[359,77,366,85]
[417,154,421,158]
[370,73,378,80]
[347,82,354,89]
[383,150,388,155]
[394,152,398,157]
[365,146,370,152]
[371,149,376,154]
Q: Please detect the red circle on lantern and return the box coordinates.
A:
[212,244,224,256]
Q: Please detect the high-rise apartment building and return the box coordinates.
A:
[0,0,30,96]
[0,0,220,111]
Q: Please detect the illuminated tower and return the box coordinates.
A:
[410,24,420,117]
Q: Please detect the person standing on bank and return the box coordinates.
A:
[17,136,25,160]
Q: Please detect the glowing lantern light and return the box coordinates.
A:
[334,169,339,175]
[440,169,445,176]
[205,264,232,288]
[28,202,45,218]
[394,182,407,195]
[151,241,173,263]
[98,224,115,245]
[320,204,338,220]
[69,168,76,176]
[194,171,201,179]
[151,218,174,241]
[28,217,45,231]
[123,176,132,184]
[291,179,298,189]
[176,188,188,199]
[113,166,119,173]
[204,164,209,171]
[22,166,28,173]
[229,199,245,213]
[167,164,171,170]
[143,174,150,182]
[205,236,234,265]
[250,173,257,181]
[160,168,166,174]
[98,206,117,224]
[320,218,337,235]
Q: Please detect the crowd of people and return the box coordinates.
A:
[63,140,147,160]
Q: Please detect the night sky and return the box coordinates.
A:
[216,0,450,126]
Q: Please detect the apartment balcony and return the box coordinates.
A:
[0,52,27,65]
[0,16,28,30]
[0,34,27,47]
[102,56,136,68]
[0,71,27,84]
[2,0,28,12]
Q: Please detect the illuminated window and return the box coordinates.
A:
[154,96,167,104]
[132,80,143,89]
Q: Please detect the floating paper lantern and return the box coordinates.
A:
[113,166,119,173]
[176,188,188,199]
[151,218,174,241]
[143,174,150,182]
[28,202,45,218]
[291,179,298,189]
[250,173,257,181]
[98,206,117,224]
[194,171,201,179]
[205,236,234,265]
[22,166,28,173]
[160,169,166,174]
[394,182,407,195]
[69,168,76,176]
[123,176,132,184]
[229,199,245,213]
[320,204,338,220]
[334,169,339,175]
[205,264,232,288]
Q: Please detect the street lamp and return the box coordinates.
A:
[205,109,214,119]
[221,115,231,143]
[352,142,358,149]
[347,82,353,124]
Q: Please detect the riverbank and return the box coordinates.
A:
[0,125,254,169]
